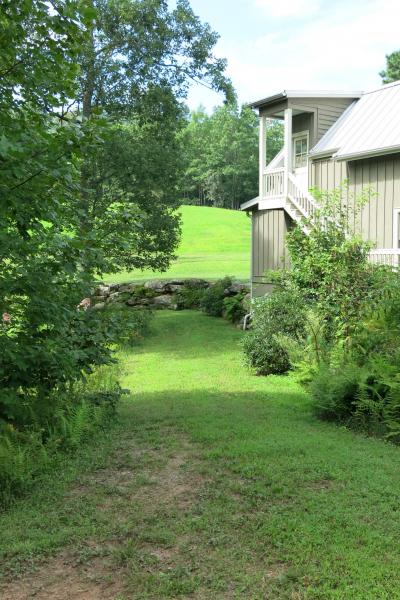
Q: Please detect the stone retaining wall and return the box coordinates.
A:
[91,279,250,311]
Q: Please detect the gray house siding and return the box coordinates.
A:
[251,154,400,296]
[292,112,314,147]
[289,97,355,144]
[310,153,400,248]
[251,209,292,295]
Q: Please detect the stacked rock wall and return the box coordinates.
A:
[91,279,250,311]
[91,279,211,311]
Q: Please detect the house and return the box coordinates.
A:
[241,81,400,297]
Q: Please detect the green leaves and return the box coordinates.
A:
[380,49,400,84]
[286,185,373,341]
[179,104,261,209]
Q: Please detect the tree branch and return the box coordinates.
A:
[0,59,24,79]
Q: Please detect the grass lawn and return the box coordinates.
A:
[2,311,400,599]
[105,205,251,284]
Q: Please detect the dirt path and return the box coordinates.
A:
[1,432,206,600]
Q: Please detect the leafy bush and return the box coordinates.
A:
[223,293,247,323]
[100,305,153,347]
[298,264,400,439]
[243,289,306,375]
[307,274,400,441]
[129,285,157,299]
[286,185,374,341]
[275,185,400,440]
[243,332,290,376]
[175,283,207,310]
[275,308,327,384]
[200,277,232,317]
[308,353,400,440]
[309,360,363,423]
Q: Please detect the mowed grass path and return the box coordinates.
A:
[106,205,251,283]
[2,311,400,599]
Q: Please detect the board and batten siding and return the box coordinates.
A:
[289,97,355,144]
[252,209,291,288]
[310,153,400,248]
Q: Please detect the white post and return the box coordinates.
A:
[283,108,292,197]
[259,115,266,199]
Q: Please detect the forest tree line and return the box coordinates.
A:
[178,105,283,210]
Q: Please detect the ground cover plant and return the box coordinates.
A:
[0,306,153,507]
[200,276,233,316]
[2,311,400,599]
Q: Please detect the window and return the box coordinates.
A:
[293,134,308,169]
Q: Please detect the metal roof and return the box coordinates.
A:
[310,81,400,160]
[250,89,362,109]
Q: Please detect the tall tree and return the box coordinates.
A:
[76,0,234,274]
[380,50,400,83]
[0,0,101,424]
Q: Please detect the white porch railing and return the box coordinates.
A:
[262,168,285,198]
[369,249,400,267]
[261,169,319,217]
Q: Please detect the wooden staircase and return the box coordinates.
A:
[262,168,319,230]
[286,172,319,228]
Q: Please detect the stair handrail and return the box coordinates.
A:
[287,172,319,216]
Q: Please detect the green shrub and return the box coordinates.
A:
[277,185,400,440]
[0,426,48,507]
[223,293,247,323]
[309,350,400,441]
[243,332,290,375]
[242,289,306,375]
[101,305,152,347]
[130,285,157,299]
[286,185,374,341]
[309,361,363,422]
[200,277,232,317]
[175,283,206,310]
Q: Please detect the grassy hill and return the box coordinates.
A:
[106,205,251,283]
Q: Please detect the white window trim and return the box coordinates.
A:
[292,130,309,170]
[393,208,400,249]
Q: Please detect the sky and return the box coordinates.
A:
[171,0,400,111]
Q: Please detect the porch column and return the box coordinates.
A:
[283,108,292,196]
[259,115,266,199]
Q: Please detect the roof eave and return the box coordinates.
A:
[309,148,339,160]
[249,92,287,109]
[334,145,400,162]
[249,90,363,110]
